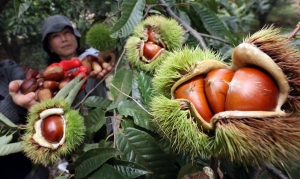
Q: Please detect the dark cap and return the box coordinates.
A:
[41,15,81,53]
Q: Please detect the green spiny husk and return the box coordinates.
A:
[150,95,211,158]
[133,15,185,50]
[152,46,222,98]
[244,25,300,111]
[213,115,300,166]
[86,23,117,52]
[150,27,300,167]
[125,36,171,73]
[22,98,85,166]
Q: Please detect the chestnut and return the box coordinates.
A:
[41,115,64,143]
[225,67,279,111]
[59,76,74,90]
[37,88,53,102]
[25,69,39,79]
[143,42,163,61]
[20,78,38,94]
[43,81,59,91]
[43,66,64,81]
[81,58,92,73]
[174,75,213,122]
[205,69,234,113]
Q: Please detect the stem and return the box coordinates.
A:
[209,156,219,179]
[157,0,207,50]
[250,165,264,179]
[265,163,289,179]
[110,83,153,116]
[287,22,300,40]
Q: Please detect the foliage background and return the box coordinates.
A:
[1,0,300,179]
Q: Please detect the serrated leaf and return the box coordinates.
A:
[85,107,106,133]
[0,113,17,128]
[134,70,153,105]
[116,128,178,179]
[67,148,118,178]
[118,100,155,132]
[0,134,13,146]
[54,74,83,100]
[87,164,127,179]
[110,0,145,38]
[107,68,133,111]
[14,0,32,17]
[0,142,23,156]
[121,118,135,129]
[132,74,143,104]
[191,4,228,39]
[84,96,112,108]
[112,159,152,178]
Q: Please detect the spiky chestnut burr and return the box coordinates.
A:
[125,15,184,73]
[22,76,86,166]
[86,23,117,52]
[150,26,300,166]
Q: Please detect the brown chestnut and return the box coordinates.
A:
[41,115,64,143]
[143,42,163,61]
[20,78,38,94]
[43,66,64,81]
[37,88,53,102]
[43,81,59,91]
[59,76,74,90]
[25,69,39,79]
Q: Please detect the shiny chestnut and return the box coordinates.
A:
[41,115,64,143]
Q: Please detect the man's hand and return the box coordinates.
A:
[9,80,37,110]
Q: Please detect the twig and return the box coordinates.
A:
[250,165,264,179]
[199,33,230,44]
[143,4,161,19]
[73,49,126,109]
[265,163,289,179]
[209,156,219,179]
[287,22,300,40]
[109,83,153,116]
[157,0,207,50]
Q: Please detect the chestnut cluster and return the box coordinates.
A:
[140,29,166,63]
[20,55,110,102]
[174,67,279,122]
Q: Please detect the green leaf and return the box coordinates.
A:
[84,96,112,108]
[107,68,133,111]
[177,162,197,179]
[54,74,83,100]
[191,4,229,39]
[0,142,23,156]
[117,128,178,179]
[54,177,68,179]
[0,113,17,128]
[112,159,152,178]
[134,70,153,105]
[65,77,87,104]
[14,0,32,17]
[85,107,106,133]
[87,164,127,179]
[118,100,155,132]
[121,118,135,129]
[110,0,146,38]
[67,147,118,178]
[0,134,13,146]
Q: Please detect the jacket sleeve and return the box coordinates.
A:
[0,60,27,124]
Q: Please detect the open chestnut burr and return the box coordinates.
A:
[150,26,300,167]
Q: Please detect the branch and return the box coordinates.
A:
[287,22,300,40]
[157,0,207,50]
[265,163,289,179]
[109,83,153,116]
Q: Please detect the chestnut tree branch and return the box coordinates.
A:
[265,163,289,179]
[157,0,207,50]
[109,83,153,116]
